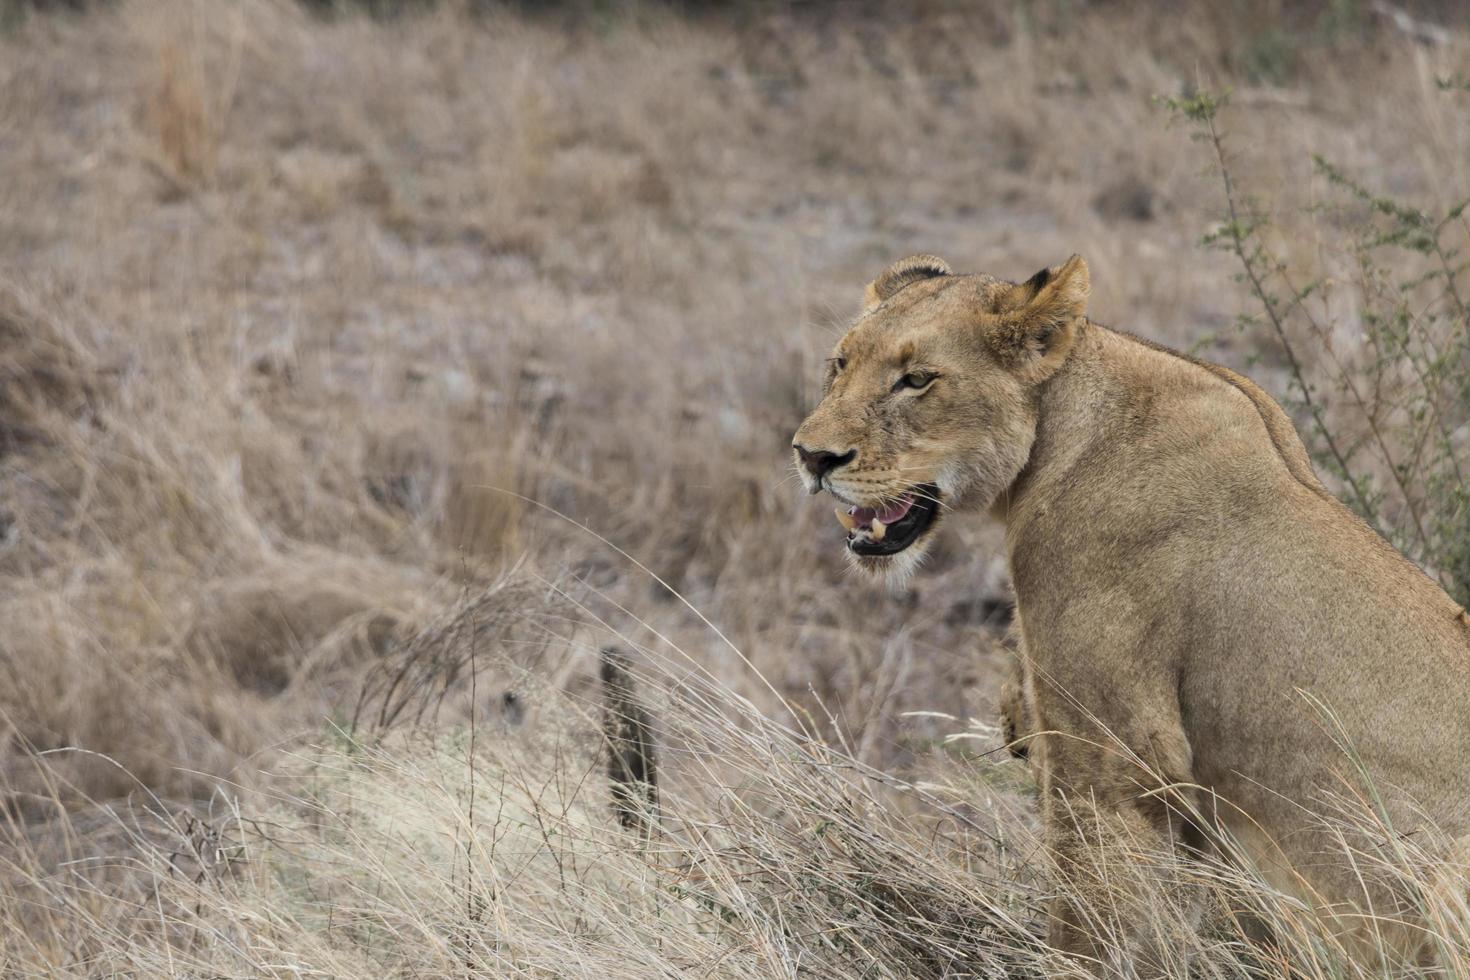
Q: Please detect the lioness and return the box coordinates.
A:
[792,254,1470,966]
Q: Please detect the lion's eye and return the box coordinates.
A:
[823,356,846,392]
[895,370,936,392]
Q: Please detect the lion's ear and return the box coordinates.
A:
[862,254,951,312]
[989,255,1089,382]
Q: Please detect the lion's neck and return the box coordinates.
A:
[998,322,1132,526]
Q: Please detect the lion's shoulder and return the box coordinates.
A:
[1111,329,1329,498]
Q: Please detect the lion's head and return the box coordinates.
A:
[791,253,1090,580]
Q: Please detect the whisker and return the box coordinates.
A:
[771,460,810,493]
[772,471,803,491]
[891,481,953,513]
[901,487,952,512]
[842,480,953,514]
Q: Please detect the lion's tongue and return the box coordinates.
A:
[837,494,914,532]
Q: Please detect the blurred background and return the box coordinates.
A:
[2,1,1469,974]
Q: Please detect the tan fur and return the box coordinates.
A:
[794,255,1470,967]
[998,652,1032,761]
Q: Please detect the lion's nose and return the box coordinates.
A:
[794,445,856,481]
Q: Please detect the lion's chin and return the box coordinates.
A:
[845,532,936,587]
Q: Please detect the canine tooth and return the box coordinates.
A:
[870,518,887,541]
[835,507,857,530]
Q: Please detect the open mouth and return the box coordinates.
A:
[834,484,941,556]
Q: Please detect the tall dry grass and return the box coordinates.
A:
[2,0,1469,974]
[7,613,1470,977]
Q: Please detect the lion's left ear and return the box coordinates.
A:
[863,254,952,312]
[989,255,1089,382]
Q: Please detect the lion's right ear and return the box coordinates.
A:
[862,254,952,312]
[989,255,1089,383]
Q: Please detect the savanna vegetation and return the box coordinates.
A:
[1,0,1467,974]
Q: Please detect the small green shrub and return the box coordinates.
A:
[1165,89,1470,606]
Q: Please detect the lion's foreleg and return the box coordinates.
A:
[1034,699,1200,974]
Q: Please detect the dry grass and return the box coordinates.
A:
[2,0,1469,974]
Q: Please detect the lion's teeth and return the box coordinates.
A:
[870,518,887,541]
[835,507,857,530]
